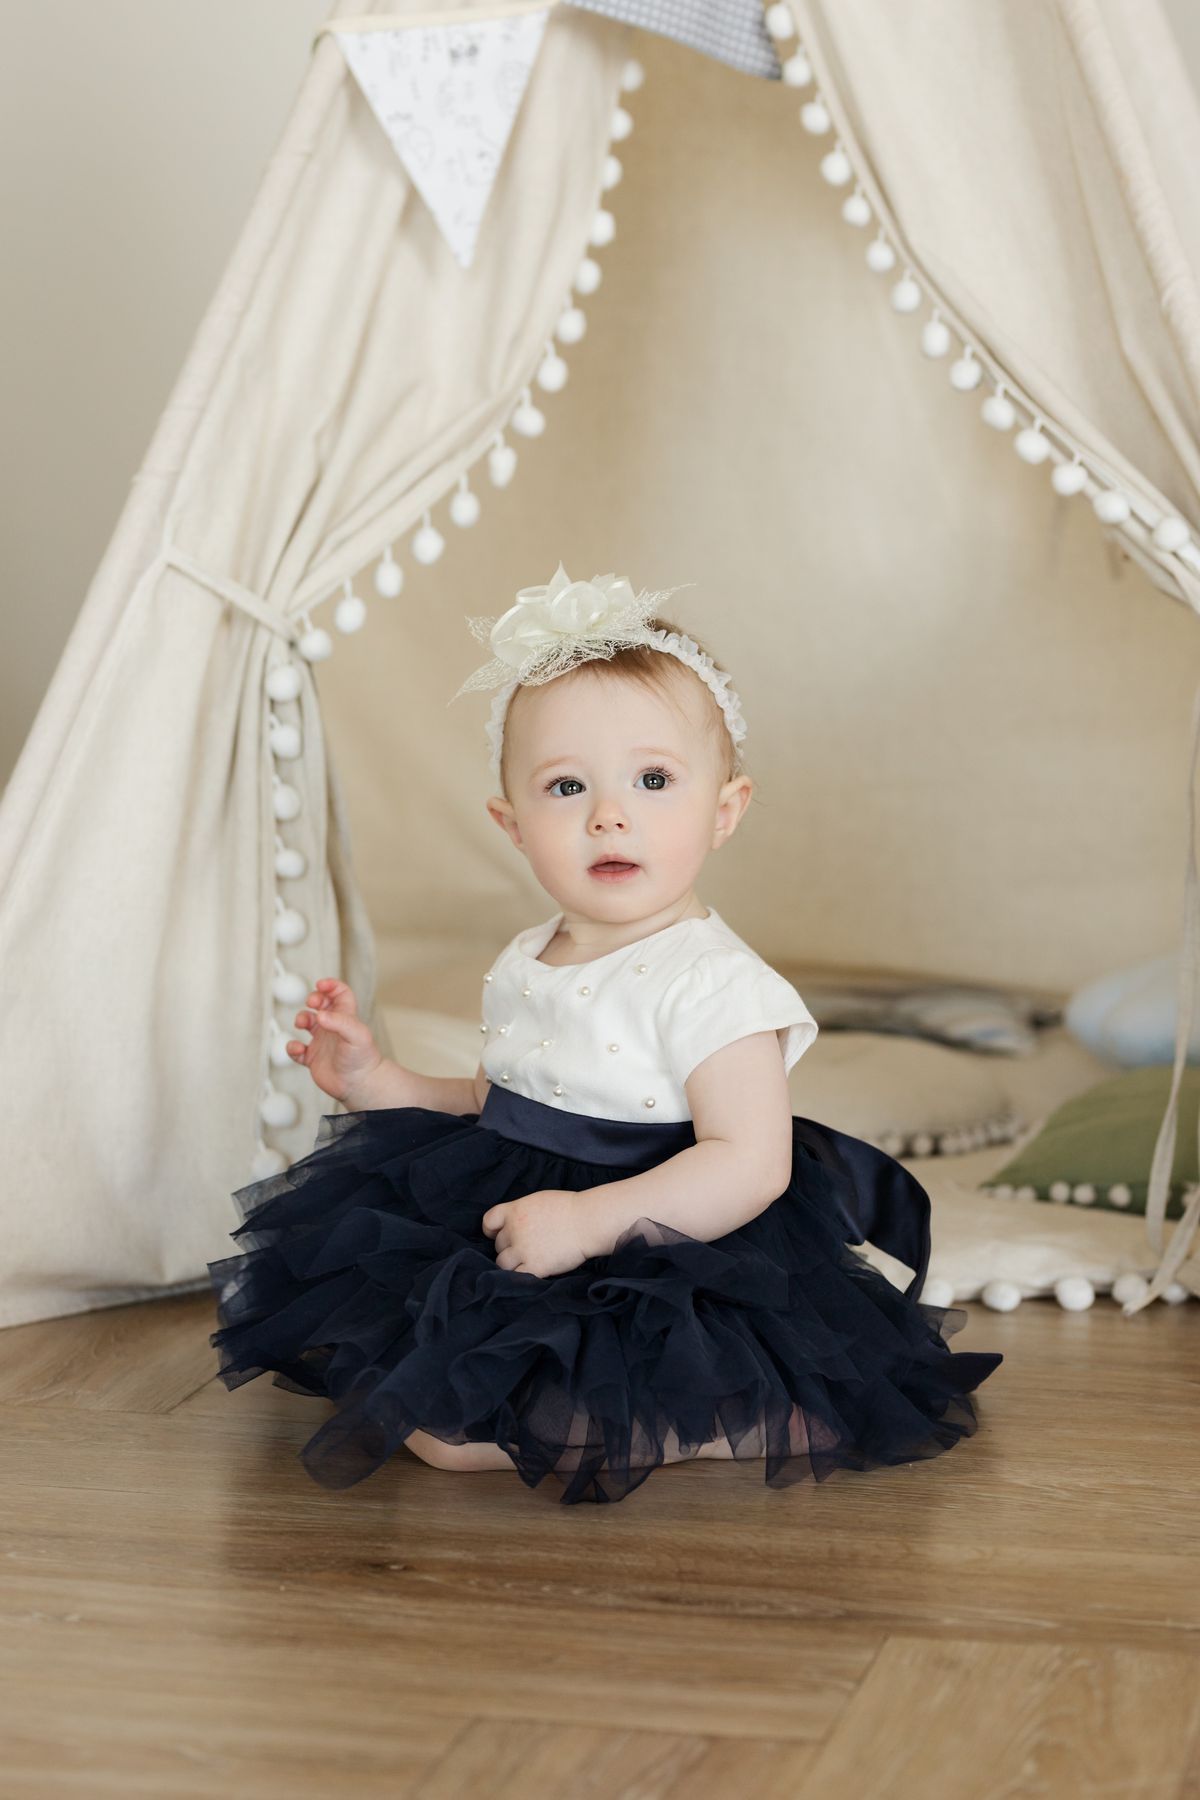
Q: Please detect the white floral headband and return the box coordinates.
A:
[449,562,748,780]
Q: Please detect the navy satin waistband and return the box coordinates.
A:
[475,1086,933,1299]
[478,1084,697,1168]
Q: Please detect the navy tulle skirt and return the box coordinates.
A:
[207,1084,1003,1505]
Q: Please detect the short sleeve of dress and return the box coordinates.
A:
[655,946,819,1089]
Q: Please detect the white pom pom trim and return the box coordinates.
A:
[250,51,645,1168]
[777,35,1189,587]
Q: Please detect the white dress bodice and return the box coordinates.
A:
[479,905,818,1124]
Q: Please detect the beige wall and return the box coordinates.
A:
[5,1,1200,993]
[0,0,329,779]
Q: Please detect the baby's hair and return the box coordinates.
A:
[499,616,743,798]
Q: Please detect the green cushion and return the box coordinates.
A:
[984,1065,1200,1218]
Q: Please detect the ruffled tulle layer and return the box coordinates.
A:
[207,1105,1002,1505]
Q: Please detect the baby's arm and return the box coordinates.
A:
[574,1032,794,1258]
[343,1058,490,1115]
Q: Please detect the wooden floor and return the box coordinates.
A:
[0,1291,1197,1799]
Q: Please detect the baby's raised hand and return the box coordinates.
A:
[287,978,383,1105]
[481,1190,592,1279]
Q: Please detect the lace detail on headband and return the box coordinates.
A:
[449,562,748,779]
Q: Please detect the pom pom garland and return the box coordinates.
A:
[1153,514,1191,552]
[274,838,306,880]
[511,389,547,437]
[949,350,982,391]
[1054,1276,1095,1311]
[250,1143,287,1179]
[1093,488,1132,525]
[265,662,302,703]
[412,512,445,564]
[782,50,813,87]
[764,2,796,40]
[372,548,404,597]
[865,235,896,273]
[1051,458,1088,496]
[298,616,333,662]
[589,208,616,248]
[536,346,569,392]
[273,898,307,947]
[268,717,302,759]
[977,1178,1198,1306]
[334,577,367,633]
[556,305,587,345]
[259,1084,299,1130]
[820,145,852,186]
[776,18,1197,615]
[890,272,921,313]
[488,436,517,488]
[1014,422,1052,464]
[981,386,1016,431]
[271,776,302,822]
[574,256,603,295]
[449,477,481,527]
[271,960,307,1006]
[246,58,645,1175]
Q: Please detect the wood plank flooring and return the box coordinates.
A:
[0,1290,1197,1797]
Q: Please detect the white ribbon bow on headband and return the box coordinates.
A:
[448,561,748,777]
[451,562,678,694]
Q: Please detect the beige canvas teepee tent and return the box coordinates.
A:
[3,0,1200,1330]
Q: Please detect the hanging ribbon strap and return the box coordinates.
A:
[1123,673,1200,1315]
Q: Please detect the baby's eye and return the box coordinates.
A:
[542,766,676,797]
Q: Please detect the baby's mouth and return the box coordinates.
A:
[588,857,640,876]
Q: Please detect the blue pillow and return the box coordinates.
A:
[1065,953,1200,1067]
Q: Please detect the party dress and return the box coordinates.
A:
[207,906,1002,1503]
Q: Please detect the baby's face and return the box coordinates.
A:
[490,665,751,921]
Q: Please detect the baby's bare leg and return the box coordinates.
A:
[402,1428,518,1471]
[403,1406,815,1474]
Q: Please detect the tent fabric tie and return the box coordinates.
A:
[161,546,303,646]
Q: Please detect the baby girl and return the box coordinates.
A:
[208,565,1001,1505]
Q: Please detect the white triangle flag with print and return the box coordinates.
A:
[336,11,551,270]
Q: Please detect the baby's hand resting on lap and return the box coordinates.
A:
[287,978,384,1105]
[481,1190,592,1279]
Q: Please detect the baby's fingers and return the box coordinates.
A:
[308,978,359,1016]
[307,1008,365,1044]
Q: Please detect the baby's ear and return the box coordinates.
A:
[485,796,524,850]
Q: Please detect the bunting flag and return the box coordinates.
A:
[336,12,551,270]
